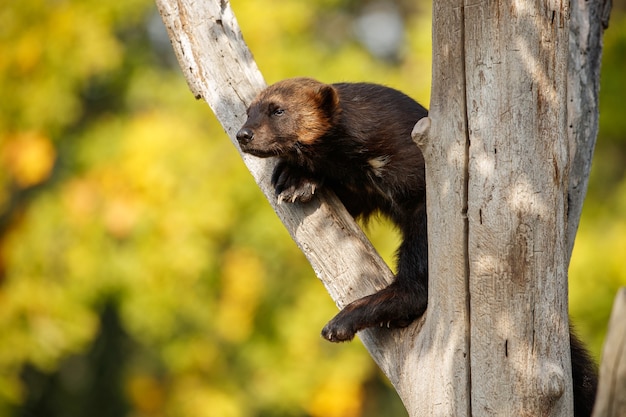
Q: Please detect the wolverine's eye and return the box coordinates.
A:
[272,108,285,116]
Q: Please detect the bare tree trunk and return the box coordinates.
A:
[405,1,471,413]
[566,0,611,261]
[156,0,609,415]
[592,288,626,417]
[462,1,572,414]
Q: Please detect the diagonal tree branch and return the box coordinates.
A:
[154,0,419,402]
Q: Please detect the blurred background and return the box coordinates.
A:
[0,0,624,416]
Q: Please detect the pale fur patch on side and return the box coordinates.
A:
[368,155,391,177]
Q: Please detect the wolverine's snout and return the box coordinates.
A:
[236,127,254,145]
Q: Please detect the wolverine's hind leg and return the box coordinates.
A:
[322,204,429,342]
[321,279,427,342]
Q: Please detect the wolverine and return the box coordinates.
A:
[236,77,596,416]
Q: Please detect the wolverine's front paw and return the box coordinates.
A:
[272,161,321,204]
[276,180,318,204]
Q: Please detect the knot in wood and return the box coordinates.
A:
[538,361,566,401]
[411,116,431,149]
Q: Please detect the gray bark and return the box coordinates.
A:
[566,0,611,261]
[461,1,572,414]
[592,287,626,417]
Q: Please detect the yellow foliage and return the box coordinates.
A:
[569,215,626,357]
[162,337,219,375]
[13,32,42,74]
[126,374,167,415]
[215,248,265,343]
[103,197,141,239]
[62,178,100,223]
[170,378,242,417]
[0,277,97,373]
[308,375,364,417]
[0,376,22,406]
[1,131,56,187]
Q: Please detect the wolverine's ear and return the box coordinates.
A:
[316,84,339,115]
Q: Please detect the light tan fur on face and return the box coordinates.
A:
[258,78,337,145]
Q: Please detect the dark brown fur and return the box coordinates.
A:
[237,77,597,416]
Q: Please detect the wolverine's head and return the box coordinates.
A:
[236,78,339,158]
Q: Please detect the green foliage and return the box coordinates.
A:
[0,0,623,416]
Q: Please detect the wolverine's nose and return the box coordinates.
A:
[236,128,254,144]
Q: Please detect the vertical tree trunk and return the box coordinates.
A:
[405,0,471,413]
[463,1,572,414]
[420,0,576,415]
